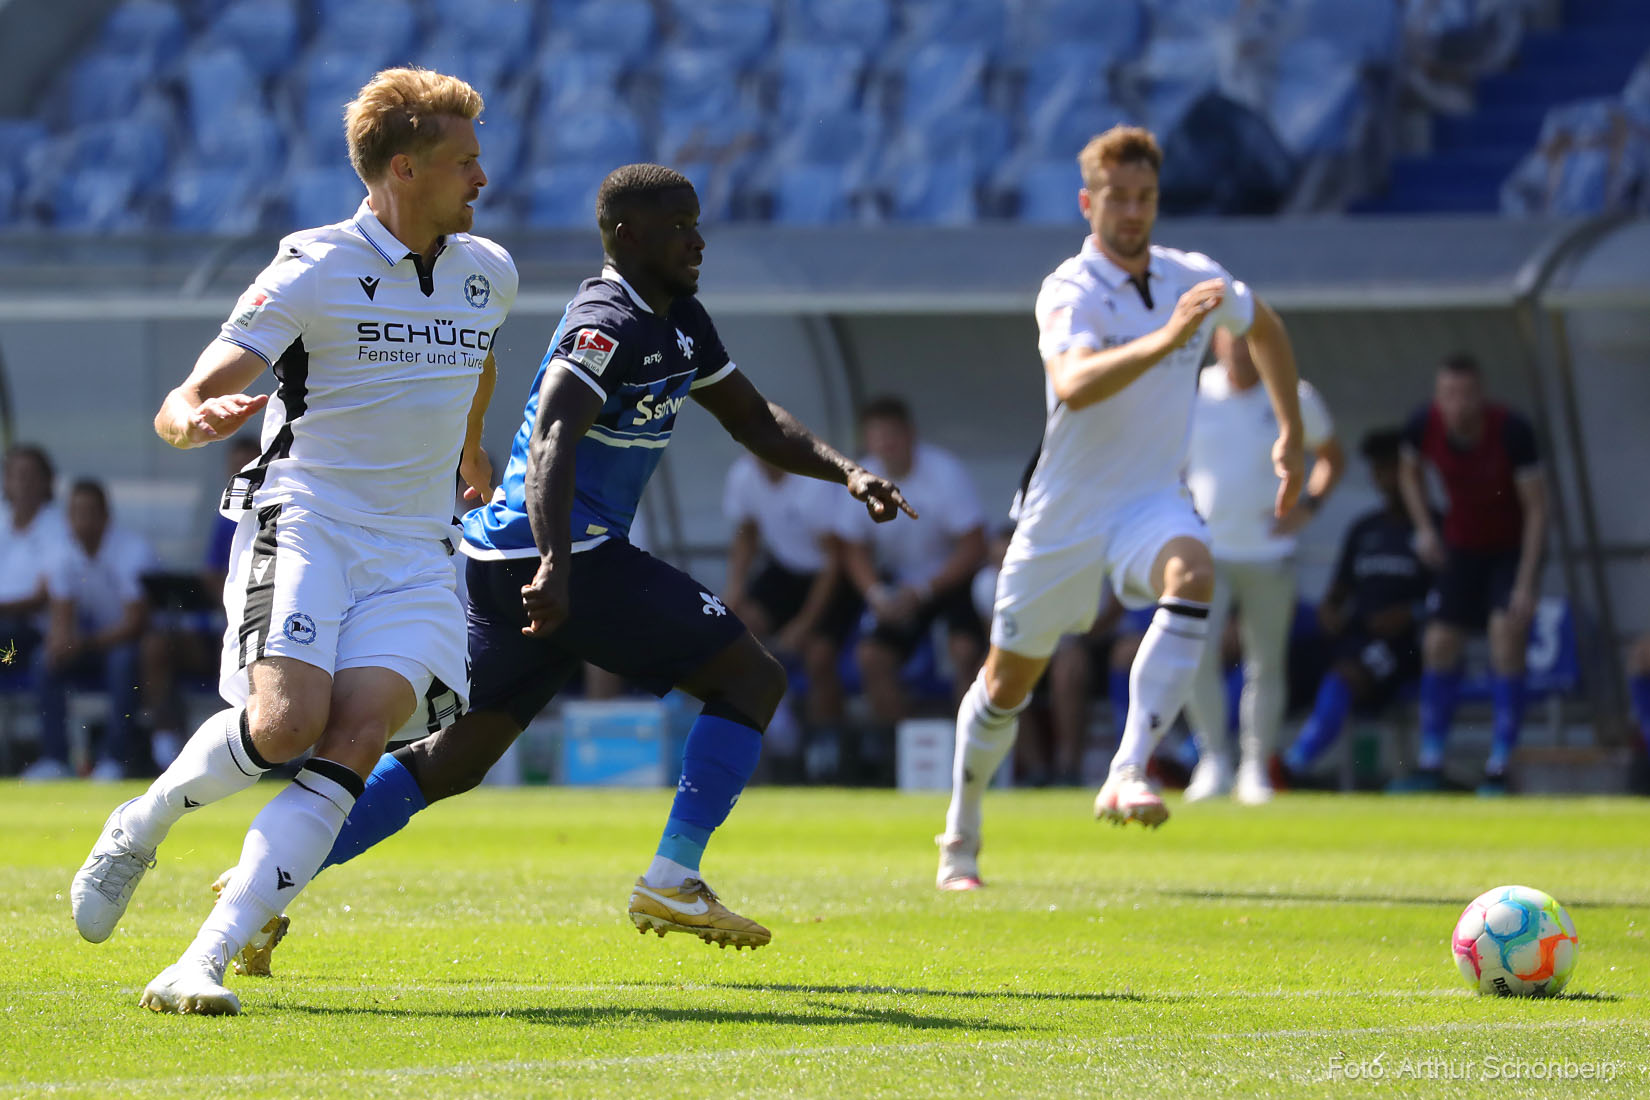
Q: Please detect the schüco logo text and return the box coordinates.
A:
[356,320,494,350]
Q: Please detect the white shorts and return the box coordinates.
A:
[219,504,468,743]
[991,487,1209,659]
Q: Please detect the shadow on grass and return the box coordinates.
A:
[1156,888,1647,909]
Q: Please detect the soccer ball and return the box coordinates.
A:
[1451,885,1579,997]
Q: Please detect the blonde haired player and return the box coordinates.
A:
[70,68,517,1014]
[937,125,1305,889]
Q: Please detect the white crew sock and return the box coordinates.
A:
[943,674,1028,839]
[185,758,360,962]
[1111,599,1211,774]
[122,708,268,850]
[644,855,698,887]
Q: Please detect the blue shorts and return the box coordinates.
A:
[466,539,748,728]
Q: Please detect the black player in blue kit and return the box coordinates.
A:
[228,164,915,962]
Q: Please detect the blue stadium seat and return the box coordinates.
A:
[476,111,525,190]
[922,107,1014,167]
[52,168,141,233]
[0,170,16,227]
[773,44,867,124]
[777,113,883,165]
[529,101,645,165]
[63,52,154,127]
[191,102,285,178]
[898,0,1007,51]
[674,160,733,221]
[768,162,851,224]
[1268,39,1364,155]
[285,166,365,228]
[1013,158,1083,224]
[68,110,174,189]
[523,162,607,228]
[532,48,627,113]
[547,0,659,67]
[668,0,775,67]
[100,0,188,68]
[890,153,981,224]
[1020,43,1126,119]
[1290,0,1401,67]
[1136,33,1220,135]
[181,47,263,132]
[414,39,515,107]
[427,0,537,67]
[781,0,893,50]
[295,50,388,164]
[167,166,264,233]
[1151,0,1244,38]
[1023,98,1137,158]
[898,44,988,125]
[311,0,421,70]
[656,106,764,169]
[1014,0,1145,52]
[658,48,747,122]
[0,119,48,188]
[206,0,300,80]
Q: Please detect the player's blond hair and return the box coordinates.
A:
[344,68,484,183]
[1077,125,1163,190]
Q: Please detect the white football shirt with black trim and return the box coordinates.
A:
[217,199,517,540]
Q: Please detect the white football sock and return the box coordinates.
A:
[943,674,1028,839]
[643,855,699,887]
[122,708,268,850]
[187,758,360,962]
[1111,599,1211,774]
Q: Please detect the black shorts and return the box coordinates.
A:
[747,562,862,644]
[1429,548,1519,631]
[466,540,747,729]
[1333,628,1421,706]
[865,579,986,660]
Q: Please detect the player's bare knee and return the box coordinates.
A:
[1631,636,1650,675]
[735,645,788,725]
[244,695,325,763]
[1423,622,1464,669]
[1158,540,1215,603]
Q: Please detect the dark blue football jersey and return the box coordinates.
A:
[462,267,734,558]
[1332,508,1433,625]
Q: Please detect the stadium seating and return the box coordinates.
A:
[529,99,645,166]
[61,52,155,129]
[1267,39,1366,156]
[771,44,868,125]
[100,0,189,69]
[428,0,538,67]
[667,0,775,67]
[51,168,142,233]
[1013,0,1145,53]
[546,0,658,66]
[1011,158,1083,225]
[781,0,894,51]
[285,165,365,227]
[204,0,301,80]
[768,162,853,224]
[532,48,627,113]
[167,165,265,233]
[311,0,422,71]
[896,44,989,126]
[524,162,607,227]
[180,47,264,135]
[190,103,286,181]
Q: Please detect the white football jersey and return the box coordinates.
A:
[216,200,518,541]
[1017,237,1253,551]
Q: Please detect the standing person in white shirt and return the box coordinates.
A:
[722,455,861,774]
[937,125,1305,889]
[69,68,515,1016]
[1182,328,1344,805]
[31,480,153,782]
[840,396,987,779]
[0,445,67,690]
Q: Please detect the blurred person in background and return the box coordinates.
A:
[722,454,861,780]
[1631,631,1650,793]
[840,395,987,782]
[0,444,66,681]
[139,435,262,770]
[1275,430,1432,786]
[1394,353,1546,796]
[26,480,152,781]
[1182,327,1343,804]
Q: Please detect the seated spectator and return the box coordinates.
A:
[27,479,153,781]
[0,444,66,676]
[839,396,987,778]
[139,435,260,769]
[722,454,861,778]
[1276,429,1432,785]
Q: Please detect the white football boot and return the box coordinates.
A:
[1184,752,1234,803]
[1234,758,1275,805]
[935,833,983,891]
[1094,763,1170,827]
[71,798,156,943]
[140,948,240,1015]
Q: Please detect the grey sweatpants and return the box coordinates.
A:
[1184,557,1296,767]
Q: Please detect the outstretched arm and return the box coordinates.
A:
[155,341,269,450]
[694,370,917,523]
[520,369,604,636]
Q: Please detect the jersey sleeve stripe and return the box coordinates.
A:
[215,334,273,366]
[586,425,670,449]
[690,361,737,390]
[554,357,607,399]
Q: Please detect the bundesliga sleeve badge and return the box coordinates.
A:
[232,289,269,329]
[568,328,619,376]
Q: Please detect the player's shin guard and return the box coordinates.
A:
[1417,669,1460,771]
[944,673,1028,839]
[647,703,763,885]
[190,759,360,961]
[1112,599,1211,773]
[1486,674,1526,777]
[1285,671,1352,772]
[318,750,427,873]
[122,708,269,851]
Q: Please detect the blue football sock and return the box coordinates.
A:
[319,753,426,873]
[1487,674,1526,776]
[654,709,763,875]
[1108,668,1130,739]
[1418,669,1460,771]
[1224,664,1243,734]
[1286,672,1352,772]
[1632,675,1650,754]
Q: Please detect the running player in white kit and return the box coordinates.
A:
[937,125,1306,889]
[69,68,516,1012]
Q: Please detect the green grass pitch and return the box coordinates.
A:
[4,785,1648,1098]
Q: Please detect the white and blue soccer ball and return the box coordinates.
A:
[1451,885,1579,997]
